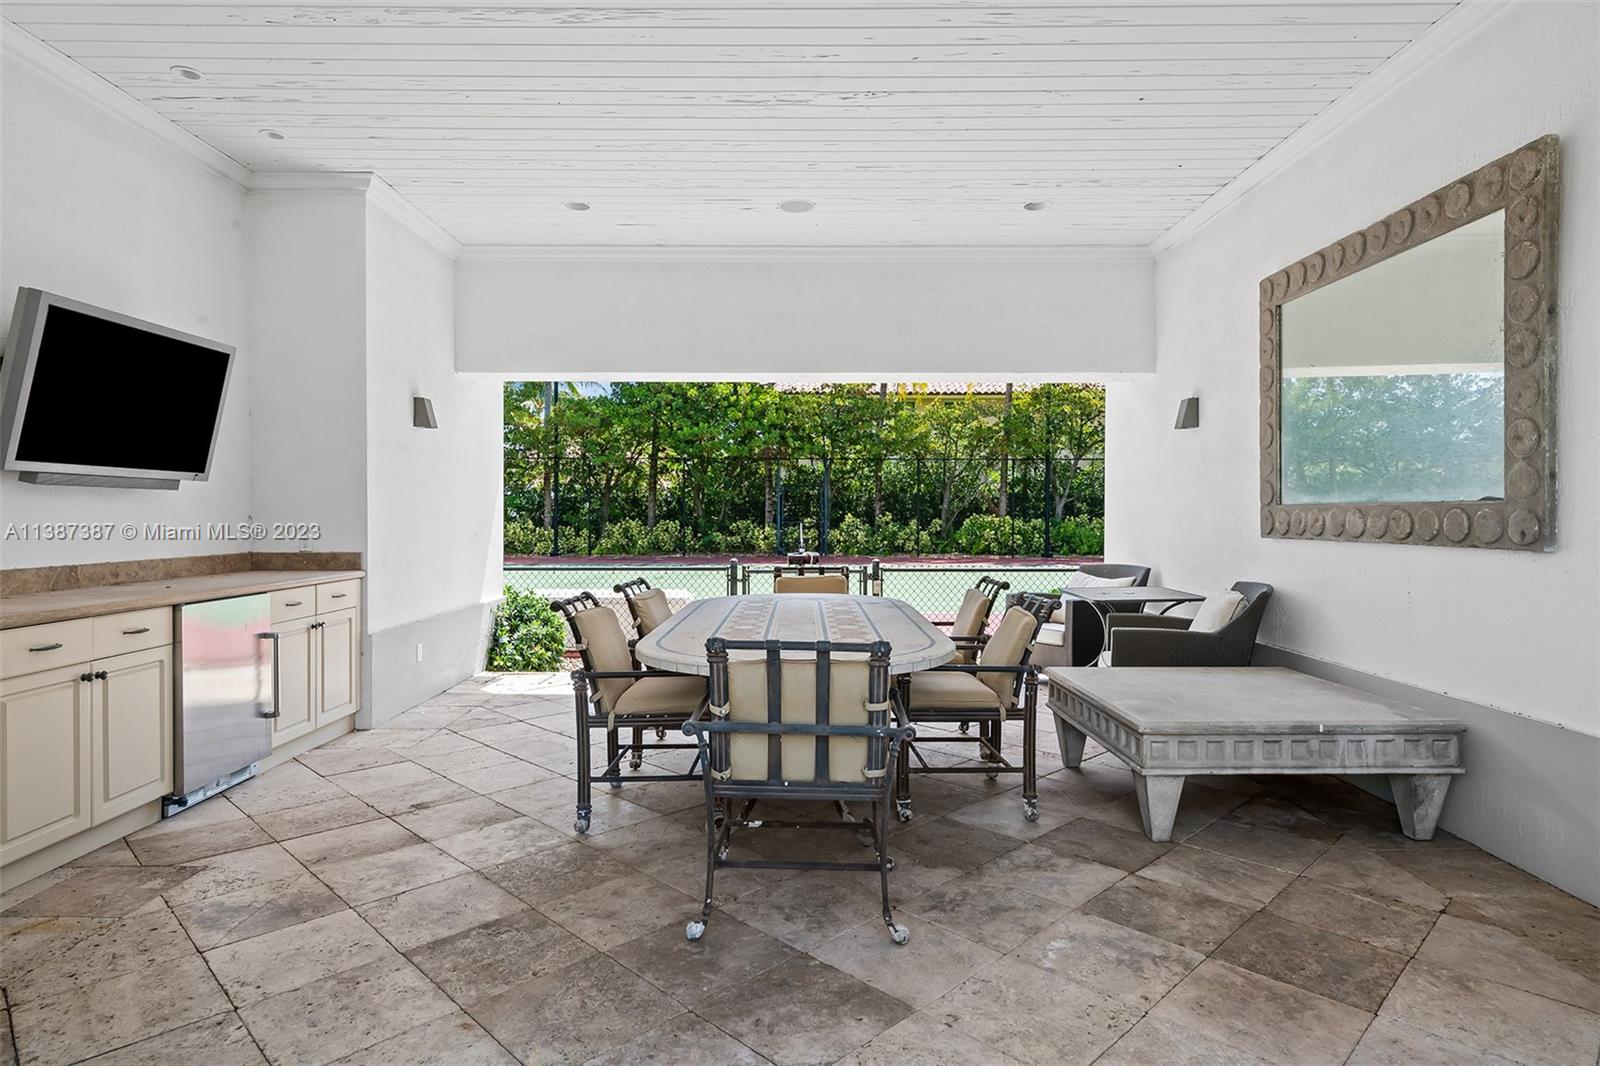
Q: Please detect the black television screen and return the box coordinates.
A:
[2,289,234,481]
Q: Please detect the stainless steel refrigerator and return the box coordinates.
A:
[170,593,275,812]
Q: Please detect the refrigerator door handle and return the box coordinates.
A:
[259,632,282,719]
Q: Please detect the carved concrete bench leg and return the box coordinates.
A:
[1391,774,1453,840]
[1056,720,1087,770]
[1134,775,1185,842]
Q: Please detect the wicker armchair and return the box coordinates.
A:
[682,637,914,944]
[1104,582,1273,667]
[553,593,708,833]
[1031,563,1152,668]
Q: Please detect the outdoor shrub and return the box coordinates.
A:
[486,587,567,671]
[594,517,648,556]
[830,513,874,556]
[504,518,554,556]
[557,525,587,555]
[697,530,729,554]
[1055,516,1106,556]
[726,520,775,556]
[646,520,684,555]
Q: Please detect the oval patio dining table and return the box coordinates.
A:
[634,593,957,675]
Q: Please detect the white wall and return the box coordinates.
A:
[1110,1,1597,735]
[364,197,501,719]
[0,39,249,567]
[245,192,368,555]
[457,252,1154,380]
[1107,3,1598,893]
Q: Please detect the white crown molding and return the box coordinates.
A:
[1,21,250,189]
[247,172,461,259]
[456,244,1152,263]
[1148,0,1520,257]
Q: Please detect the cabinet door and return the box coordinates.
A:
[1,664,92,864]
[270,618,318,747]
[91,647,174,824]
[317,608,361,726]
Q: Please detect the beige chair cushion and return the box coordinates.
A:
[613,674,706,716]
[630,588,673,635]
[907,670,1004,710]
[572,606,636,713]
[1190,590,1246,633]
[950,588,990,640]
[773,574,849,595]
[976,606,1036,703]
[724,657,873,782]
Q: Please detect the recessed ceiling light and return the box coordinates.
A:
[563,201,591,211]
[779,199,815,213]
[170,64,204,80]
[1022,200,1050,212]
[260,129,286,141]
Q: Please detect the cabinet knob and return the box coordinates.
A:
[94,670,109,680]
[80,671,94,682]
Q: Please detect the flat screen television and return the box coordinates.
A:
[1,288,234,488]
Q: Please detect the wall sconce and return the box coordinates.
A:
[413,396,438,429]
[1174,396,1200,430]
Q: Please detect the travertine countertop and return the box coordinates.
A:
[1,570,364,629]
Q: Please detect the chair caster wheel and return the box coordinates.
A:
[888,923,910,945]
[883,856,896,871]
[984,769,1000,781]
[655,727,667,740]
[628,756,643,770]
[1023,800,1039,823]
[574,814,591,834]
[958,722,971,734]
[685,920,706,942]
[895,803,912,823]
[716,846,731,862]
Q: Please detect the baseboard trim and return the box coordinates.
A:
[1255,644,1599,905]
[365,600,495,726]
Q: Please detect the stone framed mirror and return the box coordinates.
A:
[1259,135,1559,550]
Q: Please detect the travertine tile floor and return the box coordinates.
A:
[3,673,1598,1066]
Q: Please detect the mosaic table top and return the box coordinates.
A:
[635,594,957,676]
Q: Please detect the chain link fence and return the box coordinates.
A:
[505,559,1083,648]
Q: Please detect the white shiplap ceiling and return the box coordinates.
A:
[6,1,1457,246]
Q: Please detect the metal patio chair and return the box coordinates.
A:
[681,637,915,944]
[553,592,708,834]
[772,564,852,595]
[896,601,1051,823]
[614,577,675,638]
[931,574,1010,665]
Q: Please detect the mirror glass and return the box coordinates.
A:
[1280,211,1504,505]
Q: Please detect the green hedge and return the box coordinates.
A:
[505,511,1103,558]
[486,587,567,672]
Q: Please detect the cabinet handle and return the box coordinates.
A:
[28,642,64,653]
[259,632,282,719]
[331,593,348,599]
[284,600,304,607]
[121,626,151,635]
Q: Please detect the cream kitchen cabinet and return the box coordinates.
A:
[268,593,361,749]
[269,616,319,746]
[0,664,93,864]
[91,646,173,824]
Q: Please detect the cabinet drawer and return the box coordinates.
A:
[92,608,173,659]
[2,619,94,680]
[316,579,361,614]
[271,587,316,624]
